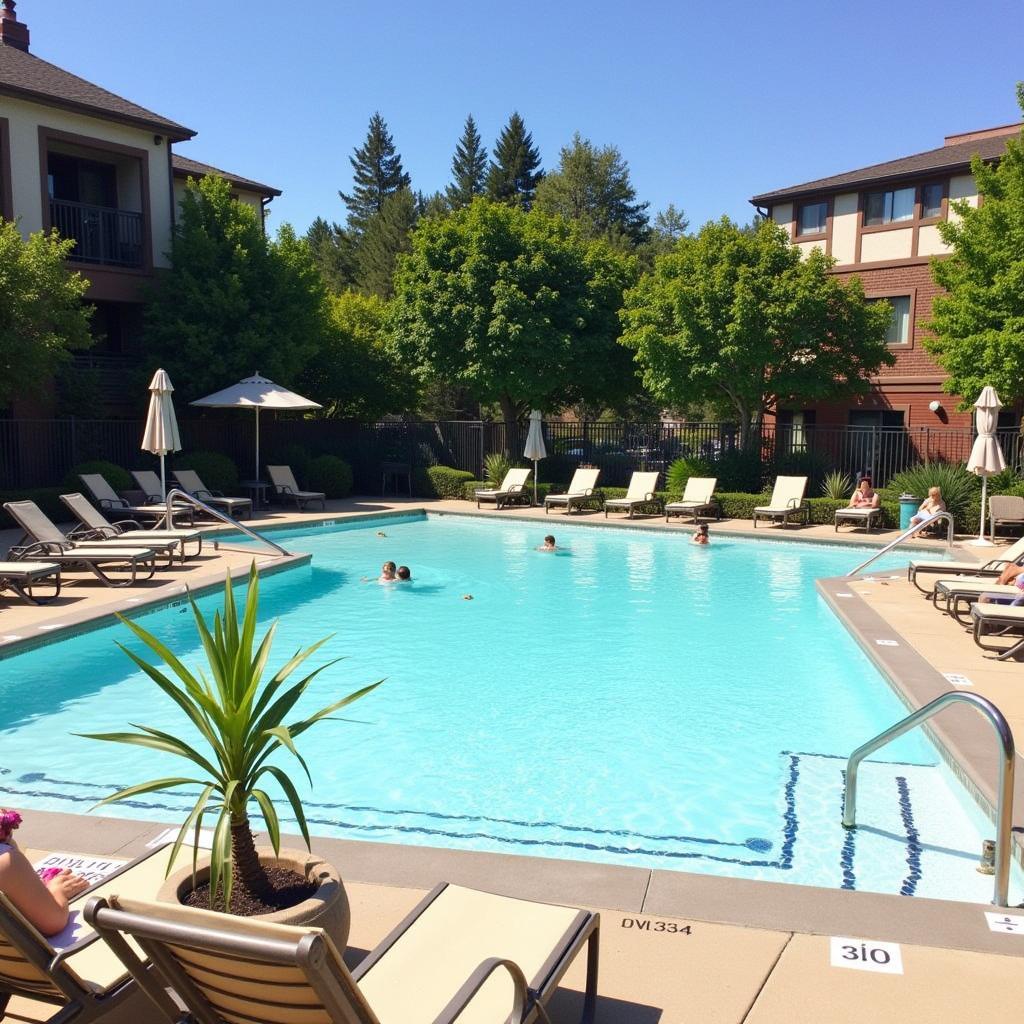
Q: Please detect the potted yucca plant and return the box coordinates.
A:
[82,564,380,943]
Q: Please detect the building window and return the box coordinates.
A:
[864,186,915,226]
[868,295,911,345]
[849,409,905,429]
[797,201,828,236]
[921,182,944,219]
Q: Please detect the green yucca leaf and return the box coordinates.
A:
[167,783,216,882]
[251,788,281,856]
[87,776,201,811]
[257,764,311,850]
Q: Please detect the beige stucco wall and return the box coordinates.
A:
[0,93,173,267]
[172,178,264,216]
[917,224,948,256]
[770,202,793,239]
[947,173,979,227]
[829,192,858,265]
[859,227,913,262]
[793,239,826,257]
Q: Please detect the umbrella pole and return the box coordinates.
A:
[255,407,260,481]
[534,459,538,505]
[160,454,166,502]
[980,475,988,542]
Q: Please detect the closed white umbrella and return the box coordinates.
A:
[523,409,547,506]
[190,372,321,480]
[141,368,181,501]
[966,386,1006,547]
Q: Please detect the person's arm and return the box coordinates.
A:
[0,847,88,936]
[870,493,880,508]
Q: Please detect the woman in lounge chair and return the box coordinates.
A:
[0,808,89,935]
[849,477,880,509]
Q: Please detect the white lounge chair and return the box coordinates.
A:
[665,477,720,523]
[544,468,601,514]
[80,473,194,528]
[475,468,532,509]
[971,600,1024,660]
[0,561,61,604]
[908,536,1024,594]
[932,577,1023,626]
[834,505,883,533]
[753,476,809,528]
[604,472,662,519]
[172,469,253,520]
[61,492,203,562]
[266,465,326,510]
[3,500,158,587]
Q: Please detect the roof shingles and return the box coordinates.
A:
[171,154,281,197]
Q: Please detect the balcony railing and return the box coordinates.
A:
[50,198,144,268]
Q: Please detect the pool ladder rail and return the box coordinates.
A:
[846,510,954,576]
[162,488,288,558]
[842,691,1017,907]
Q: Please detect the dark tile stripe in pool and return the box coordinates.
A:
[896,775,923,896]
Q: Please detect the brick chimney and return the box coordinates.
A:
[0,0,30,52]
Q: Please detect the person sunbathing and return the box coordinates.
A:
[849,477,880,509]
[910,487,945,527]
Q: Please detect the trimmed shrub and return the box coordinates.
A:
[0,487,66,525]
[717,491,770,520]
[414,465,476,499]
[174,451,239,494]
[461,480,555,503]
[63,459,131,494]
[307,455,353,498]
[887,461,980,531]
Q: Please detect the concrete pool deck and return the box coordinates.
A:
[3,497,1024,1020]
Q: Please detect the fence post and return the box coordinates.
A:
[69,415,77,468]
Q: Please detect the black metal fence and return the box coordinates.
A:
[1,416,1021,494]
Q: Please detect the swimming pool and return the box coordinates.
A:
[0,513,1017,903]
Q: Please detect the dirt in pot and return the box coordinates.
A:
[183,866,317,916]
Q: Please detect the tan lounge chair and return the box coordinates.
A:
[834,505,883,533]
[665,477,720,523]
[753,476,809,528]
[61,492,203,562]
[266,465,326,511]
[475,468,532,509]
[0,562,61,604]
[544,468,601,514]
[908,536,1024,594]
[80,473,195,528]
[988,494,1024,541]
[86,881,599,1024]
[932,577,1023,626]
[3,501,157,587]
[971,601,1024,660]
[604,471,662,519]
[172,470,253,520]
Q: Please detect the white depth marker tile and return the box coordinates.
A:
[830,936,904,974]
[943,672,974,688]
[984,912,1024,935]
[875,639,899,647]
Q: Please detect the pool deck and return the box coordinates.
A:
[4,498,1024,1021]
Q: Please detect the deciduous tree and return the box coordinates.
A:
[485,112,543,209]
[0,220,93,408]
[620,217,894,448]
[446,114,487,208]
[339,112,411,236]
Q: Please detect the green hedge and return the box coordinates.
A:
[63,460,131,493]
[0,488,66,526]
[308,454,353,498]
[461,480,556,502]
[413,466,476,499]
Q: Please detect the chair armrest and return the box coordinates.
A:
[434,956,530,1024]
[644,492,656,501]
[110,519,137,532]
[98,497,129,510]
[509,484,525,494]
[583,488,595,496]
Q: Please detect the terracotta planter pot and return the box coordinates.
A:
[157,846,350,949]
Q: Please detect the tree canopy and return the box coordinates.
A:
[446,114,487,208]
[485,112,543,209]
[534,133,649,246]
[390,198,638,441]
[620,217,895,446]
[339,112,411,236]
[144,176,326,402]
[0,220,93,408]
[925,88,1024,406]
[356,188,418,298]
[305,216,357,292]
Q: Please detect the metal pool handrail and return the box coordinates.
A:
[163,488,288,557]
[846,510,954,576]
[842,691,1016,907]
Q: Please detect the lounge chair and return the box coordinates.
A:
[61,492,203,562]
[544,468,602,514]
[971,600,1024,660]
[665,477,720,523]
[752,476,809,528]
[931,577,1023,626]
[988,495,1024,541]
[86,882,599,1024]
[907,536,1024,595]
[834,505,883,533]
[80,473,195,528]
[604,472,662,519]
[266,465,326,511]
[3,500,158,587]
[171,470,253,520]
[475,468,532,510]
[0,561,61,604]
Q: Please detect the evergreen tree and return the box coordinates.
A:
[446,114,487,208]
[485,112,543,209]
[416,190,450,219]
[653,204,689,244]
[305,216,357,292]
[339,112,411,235]
[356,188,418,299]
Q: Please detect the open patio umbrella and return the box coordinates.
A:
[966,385,1006,546]
[523,409,547,506]
[190,372,321,480]
[141,368,181,501]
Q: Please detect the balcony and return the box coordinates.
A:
[50,198,144,269]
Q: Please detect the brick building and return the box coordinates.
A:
[750,122,1022,438]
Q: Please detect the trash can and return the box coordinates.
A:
[899,494,920,531]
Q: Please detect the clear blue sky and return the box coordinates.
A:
[25,0,1024,234]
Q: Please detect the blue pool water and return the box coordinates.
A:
[0,513,1016,902]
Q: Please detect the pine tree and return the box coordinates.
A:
[446,114,487,208]
[305,216,357,292]
[339,112,411,236]
[356,188,418,299]
[485,112,543,209]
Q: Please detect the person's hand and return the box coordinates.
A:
[46,868,89,902]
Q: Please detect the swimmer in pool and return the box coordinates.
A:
[692,524,710,545]
[538,535,557,551]
[396,565,411,581]
[379,561,397,582]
